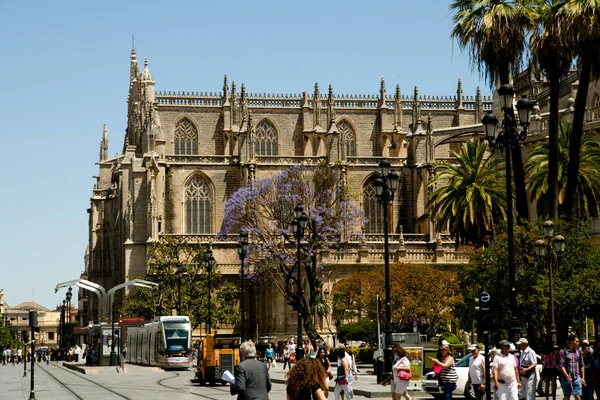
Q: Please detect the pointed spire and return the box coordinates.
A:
[456,78,463,108]
[314,82,320,99]
[395,84,401,101]
[328,83,333,100]
[413,85,419,101]
[380,76,386,98]
[142,58,154,82]
[222,75,230,105]
[129,48,139,83]
[100,123,109,162]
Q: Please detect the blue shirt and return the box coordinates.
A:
[266,348,274,359]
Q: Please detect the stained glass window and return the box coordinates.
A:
[185,176,211,234]
[174,118,198,155]
[254,120,278,156]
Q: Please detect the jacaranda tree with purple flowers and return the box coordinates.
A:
[220,162,365,340]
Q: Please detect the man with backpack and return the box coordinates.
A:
[559,335,586,400]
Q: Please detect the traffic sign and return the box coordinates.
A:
[479,290,491,312]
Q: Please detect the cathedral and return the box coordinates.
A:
[84,48,500,340]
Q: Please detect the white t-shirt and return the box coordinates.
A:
[493,353,518,385]
[469,353,486,384]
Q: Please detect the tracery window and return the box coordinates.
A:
[174,118,198,155]
[363,181,383,234]
[185,176,211,234]
[592,94,600,120]
[337,120,356,157]
[254,120,278,156]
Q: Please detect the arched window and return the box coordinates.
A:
[254,120,278,156]
[185,176,211,234]
[337,120,356,157]
[593,94,600,120]
[174,118,198,155]
[363,181,383,234]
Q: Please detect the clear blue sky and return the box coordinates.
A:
[0,0,490,310]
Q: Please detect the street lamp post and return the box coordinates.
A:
[205,248,215,334]
[237,232,249,341]
[482,84,534,343]
[65,287,72,349]
[60,300,66,354]
[291,203,308,360]
[373,159,399,382]
[176,268,184,316]
[534,220,566,348]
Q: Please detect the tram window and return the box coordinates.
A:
[165,328,188,352]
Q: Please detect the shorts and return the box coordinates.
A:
[543,368,558,377]
[560,376,582,397]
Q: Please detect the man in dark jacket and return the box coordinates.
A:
[230,340,271,400]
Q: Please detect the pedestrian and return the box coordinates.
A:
[230,340,271,399]
[285,357,328,400]
[17,348,22,364]
[344,343,357,399]
[333,343,350,400]
[283,344,291,370]
[430,344,458,400]
[559,334,585,400]
[517,338,537,400]
[316,345,332,395]
[265,343,274,370]
[468,344,486,400]
[541,343,559,400]
[74,345,81,362]
[392,345,412,400]
[582,341,595,400]
[493,340,521,400]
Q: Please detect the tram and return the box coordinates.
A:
[127,316,192,369]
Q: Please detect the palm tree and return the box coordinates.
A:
[427,140,507,245]
[529,0,574,218]
[559,0,600,220]
[525,121,600,219]
[450,0,539,222]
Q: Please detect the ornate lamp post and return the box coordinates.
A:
[65,287,72,349]
[60,300,66,353]
[373,158,399,381]
[176,268,184,316]
[534,220,565,348]
[481,84,534,342]
[291,203,308,360]
[237,231,249,341]
[205,248,215,334]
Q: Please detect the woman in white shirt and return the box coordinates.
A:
[392,346,413,400]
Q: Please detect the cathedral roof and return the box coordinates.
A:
[10,302,51,312]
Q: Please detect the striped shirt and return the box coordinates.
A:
[440,361,459,383]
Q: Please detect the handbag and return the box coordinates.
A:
[398,369,412,380]
[432,364,442,376]
[290,353,296,363]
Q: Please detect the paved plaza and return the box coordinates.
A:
[0,360,403,399]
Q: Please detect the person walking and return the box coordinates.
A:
[345,343,357,399]
[230,341,271,400]
[468,344,486,400]
[430,344,458,400]
[265,343,274,370]
[517,338,537,400]
[559,334,585,400]
[285,357,328,400]
[282,344,291,370]
[493,340,521,400]
[392,346,412,400]
[316,345,332,393]
[582,341,595,400]
[542,343,559,400]
[333,344,350,400]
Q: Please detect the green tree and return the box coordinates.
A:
[529,0,576,218]
[121,236,240,331]
[525,121,600,219]
[458,220,600,348]
[560,0,600,220]
[427,140,507,245]
[450,0,538,222]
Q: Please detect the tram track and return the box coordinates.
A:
[156,371,232,400]
[36,363,134,399]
